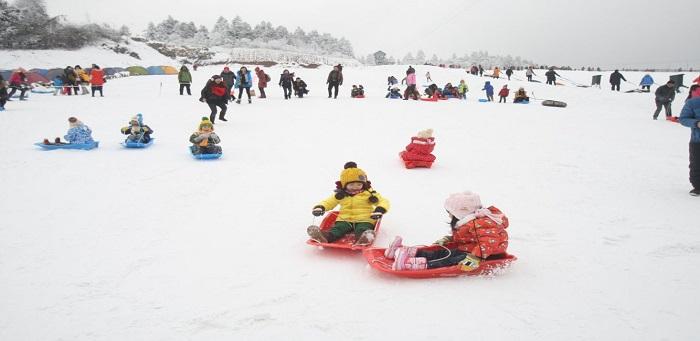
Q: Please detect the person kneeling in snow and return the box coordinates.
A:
[121,114,153,143]
[386,191,509,271]
[189,117,221,155]
[307,162,390,246]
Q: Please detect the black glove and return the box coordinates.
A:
[370,207,386,220]
[312,205,325,217]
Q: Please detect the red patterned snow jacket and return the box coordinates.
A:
[452,206,509,258]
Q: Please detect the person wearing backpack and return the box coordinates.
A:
[255,67,269,98]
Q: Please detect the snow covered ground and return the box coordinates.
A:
[0,65,698,340]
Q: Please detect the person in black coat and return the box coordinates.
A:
[609,70,627,91]
[294,77,309,98]
[327,66,343,99]
[199,75,230,123]
[279,69,295,99]
[653,80,676,120]
[545,68,560,85]
[220,67,236,102]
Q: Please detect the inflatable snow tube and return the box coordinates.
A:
[541,100,567,108]
[306,211,382,251]
[363,245,516,278]
[123,138,154,149]
[35,141,99,150]
[31,87,54,94]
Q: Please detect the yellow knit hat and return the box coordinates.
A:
[199,117,213,130]
[340,161,367,187]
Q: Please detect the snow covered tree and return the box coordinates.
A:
[374,50,388,65]
[365,53,376,66]
[402,52,415,65]
[210,16,231,45]
[416,50,426,64]
[430,54,439,65]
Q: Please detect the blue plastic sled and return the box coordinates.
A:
[191,149,222,160]
[515,100,530,104]
[123,138,154,149]
[35,141,99,150]
[478,99,489,102]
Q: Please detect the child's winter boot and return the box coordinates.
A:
[307,225,328,243]
[391,247,418,270]
[384,236,403,259]
[458,254,481,272]
[355,230,375,246]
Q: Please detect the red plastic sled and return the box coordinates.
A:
[420,97,438,102]
[353,95,366,99]
[363,244,516,278]
[306,211,382,250]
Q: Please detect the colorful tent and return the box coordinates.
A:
[161,66,178,75]
[45,68,65,81]
[147,66,165,75]
[25,71,50,83]
[0,70,12,80]
[127,66,149,76]
[103,67,126,76]
[30,68,49,76]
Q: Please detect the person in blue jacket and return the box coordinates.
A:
[679,85,700,196]
[52,75,64,96]
[482,81,494,101]
[235,66,253,104]
[386,86,402,99]
[640,74,654,92]
[45,117,94,145]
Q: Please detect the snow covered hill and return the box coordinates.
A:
[0,65,698,340]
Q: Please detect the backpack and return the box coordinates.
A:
[265,73,271,82]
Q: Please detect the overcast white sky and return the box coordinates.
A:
[47,0,700,68]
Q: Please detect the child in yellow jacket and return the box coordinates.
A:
[307,162,390,245]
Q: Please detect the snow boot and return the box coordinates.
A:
[458,254,482,272]
[236,99,241,104]
[307,225,328,243]
[391,247,418,270]
[384,236,403,259]
[355,230,375,246]
[690,188,700,197]
[248,99,252,104]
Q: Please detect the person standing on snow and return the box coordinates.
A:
[679,85,700,196]
[478,65,484,77]
[327,65,343,99]
[220,66,236,102]
[492,67,501,79]
[200,75,229,123]
[254,67,269,99]
[640,74,654,92]
[526,66,536,82]
[235,66,253,104]
[545,67,560,85]
[609,69,627,91]
[425,71,432,82]
[7,70,28,101]
[178,65,192,96]
[89,64,105,97]
[279,69,295,100]
[653,80,676,120]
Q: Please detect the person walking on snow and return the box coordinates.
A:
[220,66,236,102]
[609,69,627,91]
[178,65,192,95]
[255,67,269,98]
[482,81,494,101]
[679,85,700,196]
[526,67,536,82]
[327,65,343,99]
[90,64,105,97]
[498,85,509,103]
[505,67,513,80]
[653,80,676,120]
[492,67,501,79]
[426,71,432,82]
[279,69,295,99]
[545,68,560,85]
[200,75,229,123]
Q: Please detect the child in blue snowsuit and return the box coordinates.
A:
[482,81,494,101]
[52,75,64,96]
[64,117,94,144]
[640,74,654,92]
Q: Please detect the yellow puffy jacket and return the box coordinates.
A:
[76,69,91,82]
[317,189,390,223]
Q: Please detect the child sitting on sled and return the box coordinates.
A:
[513,87,529,103]
[386,86,402,99]
[189,117,221,155]
[307,162,390,246]
[121,113,153,143]
[385,191,509,271]
[45,117,95,145]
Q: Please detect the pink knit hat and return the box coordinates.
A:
[444,191,482,219]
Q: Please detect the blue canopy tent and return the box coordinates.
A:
[147,66,165,75]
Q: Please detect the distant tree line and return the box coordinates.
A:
[145,16,354,58]
[0,0,126,50]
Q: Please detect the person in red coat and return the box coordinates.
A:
[498,85,510,103]
[386,191,509,271]
[90,64,105,97]
[254,67,268,98]
[399,129,436,168]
